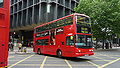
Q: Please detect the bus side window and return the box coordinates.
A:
[36,39,49,45]
[43,39,49,45]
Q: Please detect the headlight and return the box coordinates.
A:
[78,50,81,52]
[89,49,93,51]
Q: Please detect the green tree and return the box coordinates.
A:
[75,0,120,40]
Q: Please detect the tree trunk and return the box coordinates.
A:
[102,39,105,49]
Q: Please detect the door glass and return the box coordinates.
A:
[66,36,74,45]
[50,30,56,45]
[75,34,93,48]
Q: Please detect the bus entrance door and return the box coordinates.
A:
[0,17,6,67]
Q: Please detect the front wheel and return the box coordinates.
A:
[57,50,62,57]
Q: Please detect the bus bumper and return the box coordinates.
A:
[75,52,94,57]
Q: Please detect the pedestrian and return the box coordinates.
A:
[23,47,27,53]
[9,41,14,51]
[18,42,22,52]
[105,40,109,49]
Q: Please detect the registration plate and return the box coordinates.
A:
[85,54,89,56]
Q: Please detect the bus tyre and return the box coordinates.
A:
[57,50,62,57]
[37,49,41,55]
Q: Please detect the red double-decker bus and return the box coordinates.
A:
[33,13,94,57]
[0,0,10,67]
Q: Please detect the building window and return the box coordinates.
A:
[0,0,3,8]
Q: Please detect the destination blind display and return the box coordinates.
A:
[77,26,91,34]
[81,27,89,33]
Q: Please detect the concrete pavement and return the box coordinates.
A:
[8,47,120,68]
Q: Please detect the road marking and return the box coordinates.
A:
[8,60,43,61]
[97,53,118,59]
[93,56,110,62]
[18,55,28,56]
[93,60,112,61]
[42,64,68,66]
[65,59,72,68]
[44,64,93,66]
[45,60,63,61]
[14,64,40,66]
[8,54,34,68]
[40,56,47,68]
[107,55,120,56]
[100,58,120,68]
[8,56,15,58]
[87,61,101,68]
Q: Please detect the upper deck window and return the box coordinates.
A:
[36,16,73,33]
[0,0,3,8]
[76,15,91,34]
[76,15,91,27]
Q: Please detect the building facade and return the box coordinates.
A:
[10,0,79,45]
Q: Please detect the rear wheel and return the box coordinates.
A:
[37,49,41,55]
[57,50,62,57]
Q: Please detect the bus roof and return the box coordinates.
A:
[74,13,90,18]
[35,13,90,29]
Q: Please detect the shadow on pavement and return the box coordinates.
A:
[37,54,91,62]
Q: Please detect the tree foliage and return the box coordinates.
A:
[75,0,120,39]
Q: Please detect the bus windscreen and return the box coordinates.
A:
[75,34,93,48]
